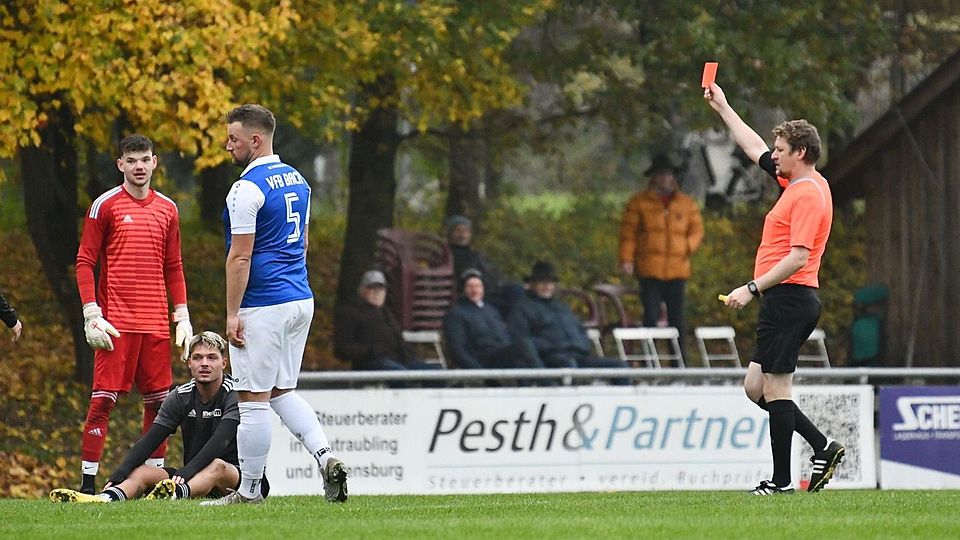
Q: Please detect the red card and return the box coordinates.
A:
[701,62,718,88]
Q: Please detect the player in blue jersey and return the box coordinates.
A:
[203,104,347,505]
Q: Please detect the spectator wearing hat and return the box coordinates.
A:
[445,215,523,317]
[619,153,704,358]
[334,270,442,376]
[443,268,540,372]
[508,261,629,383]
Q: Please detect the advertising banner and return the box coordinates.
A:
[880,386,960,489]
[267,385,874,495]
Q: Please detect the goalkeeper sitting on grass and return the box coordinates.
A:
[50,331,269,503]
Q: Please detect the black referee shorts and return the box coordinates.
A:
[750,284,821,374]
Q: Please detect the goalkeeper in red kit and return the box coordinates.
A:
[74,134,193,494]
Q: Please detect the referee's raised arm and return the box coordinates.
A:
[703,83,769,164]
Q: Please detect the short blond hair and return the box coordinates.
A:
[187,331,228,357]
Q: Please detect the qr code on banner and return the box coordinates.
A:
[795,391,863,483]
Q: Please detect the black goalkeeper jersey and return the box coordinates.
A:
[155,376,240,467]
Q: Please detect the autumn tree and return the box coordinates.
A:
[473,1,895,193]
[0,0,297,381]
[878,0,960,99]
[246,1,554,310]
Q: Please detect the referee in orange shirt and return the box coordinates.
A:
[704,83,844,496]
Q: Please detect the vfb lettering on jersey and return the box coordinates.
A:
[265,171,306,189]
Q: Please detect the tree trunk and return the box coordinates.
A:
[84,139,116,202]
[20,104,91,383]
[335,78,400,311]
[84,116,132,201]
[444,129,485,230]
[199,162,234,231]
[484,138,504,203]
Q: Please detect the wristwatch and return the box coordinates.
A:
[747,281,762,298]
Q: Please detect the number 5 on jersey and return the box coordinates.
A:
[284,192,302,244]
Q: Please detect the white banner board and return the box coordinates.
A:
[266,385,875,494]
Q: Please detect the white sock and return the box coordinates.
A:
[81,461,99,475]
[144,458,164,467]
[237,401,272,498]
[270,392,333,470]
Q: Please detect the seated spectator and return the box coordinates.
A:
[509,261,629,384]
[443,269,540,371]
[334,270,442,377]
[446,215,523,317]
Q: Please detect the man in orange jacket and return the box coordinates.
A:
[619,154,704,358]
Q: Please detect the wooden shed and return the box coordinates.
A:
[825,49,960,367]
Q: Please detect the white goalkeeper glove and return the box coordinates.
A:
[82,303,120,351]
[172,305,193,361]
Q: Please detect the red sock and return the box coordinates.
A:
[81,391,118,463]
[143,389,168,460]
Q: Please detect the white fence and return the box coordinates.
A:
[297,367,960,386]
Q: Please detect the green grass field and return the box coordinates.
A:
[5,490,959,539]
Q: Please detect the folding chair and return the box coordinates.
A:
[402,330,447,368]
[586,328,604,356]
[592,283,642,330]
[557,287,602,329]
[376,229,456,331]
[612,327,685,368]
[798,328,830,367]
[695,326,741,367]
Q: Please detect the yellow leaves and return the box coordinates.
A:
[0,0,553,165]
[49,41,65,60]
[563,71,607,109]
[0,0,303,163]
[495,29,516,43]
[605,54,645,86]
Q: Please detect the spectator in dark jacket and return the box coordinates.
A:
[446,215,523,317]
[443,269,539,370]
[509,261,628,383]
[334,270,441,374]
[0,290,22,343]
